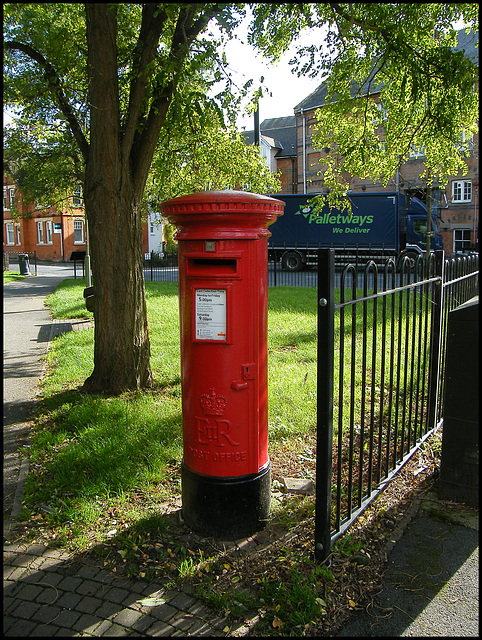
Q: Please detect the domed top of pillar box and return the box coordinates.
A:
[160,190,284,240]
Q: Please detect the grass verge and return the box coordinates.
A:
[21,280,320,551]
[3,271,26,283]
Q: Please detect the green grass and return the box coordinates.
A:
[267,287,318,439]
[30,279,429,543]
[24,280,184,546]
[21,280,322,555]
[45,278,94,320]
[3,271,26,283]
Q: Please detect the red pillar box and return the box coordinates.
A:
[160,190,284,538]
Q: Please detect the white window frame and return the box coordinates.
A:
[5,222,15,245]
[3,189,7,210]
[9,188,15,207]
[409,145,426,158]
[73,219,84,244]
[452,180,472,203]
[73,187,83,206]
[459,131,474,153]
[453,228,472,253]
[45,220,53,244]
[16,223,21,245]
[37,221,44,244]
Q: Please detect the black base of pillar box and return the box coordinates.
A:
[181,463,271,539]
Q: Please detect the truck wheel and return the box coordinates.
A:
[282,251,304,272]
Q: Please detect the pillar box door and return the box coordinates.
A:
[160,190,284,538]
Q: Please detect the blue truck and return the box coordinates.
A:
[268,192,443,271]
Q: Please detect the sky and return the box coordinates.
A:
[214,18,324,131]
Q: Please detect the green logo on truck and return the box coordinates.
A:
[295,205,373,234]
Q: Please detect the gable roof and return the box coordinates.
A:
[294,28,478,113]
[455,28,479,64]
[241,115,297,157]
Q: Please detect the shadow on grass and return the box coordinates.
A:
[26,386,183,527]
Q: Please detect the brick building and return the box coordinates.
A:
[3,173,87,262]
[3,173,150,262]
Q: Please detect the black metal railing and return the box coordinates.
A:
[143,248,179,282]
[315,249,478,562]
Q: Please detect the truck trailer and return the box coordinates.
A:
[268,192,443,271]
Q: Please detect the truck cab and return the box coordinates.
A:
[404,197,444,260]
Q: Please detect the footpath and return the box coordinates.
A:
[3,263,479,637]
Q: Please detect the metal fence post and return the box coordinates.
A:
[315,248,335,563]
[427,250,445,430]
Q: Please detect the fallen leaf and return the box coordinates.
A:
[272,616,284,629]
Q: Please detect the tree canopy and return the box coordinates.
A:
[249,3,479,204]
[5,3,478,209]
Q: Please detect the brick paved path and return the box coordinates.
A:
[4,540,230,636]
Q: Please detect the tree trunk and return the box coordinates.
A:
[82,183,153,394]
[83,3,153,394]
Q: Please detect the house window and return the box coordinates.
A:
[5,222,15,245]
[459,131,474,153]
[37,221,44,244]
[452,180,472,203]
[74,219,84,243]
[453,229,472,253]
[3,190,7,210]
[73,187,82,206]
[409,145,426,158]
[16,224,21,245]
[9,188,15,207]
[45,220,53,244]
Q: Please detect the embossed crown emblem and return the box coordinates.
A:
[200,388,227,416]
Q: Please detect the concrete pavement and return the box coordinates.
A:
[4,262,74,521]
[335,491,479,636]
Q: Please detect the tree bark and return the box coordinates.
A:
[83,4,153,394]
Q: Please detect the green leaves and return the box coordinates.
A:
[147,111,281,202]
[250,3,478,200]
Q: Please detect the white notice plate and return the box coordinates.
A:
[195,289,227,341]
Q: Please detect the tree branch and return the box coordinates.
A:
[131,4,225,190]
[121,4,169,159]
[4,40,90,162]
